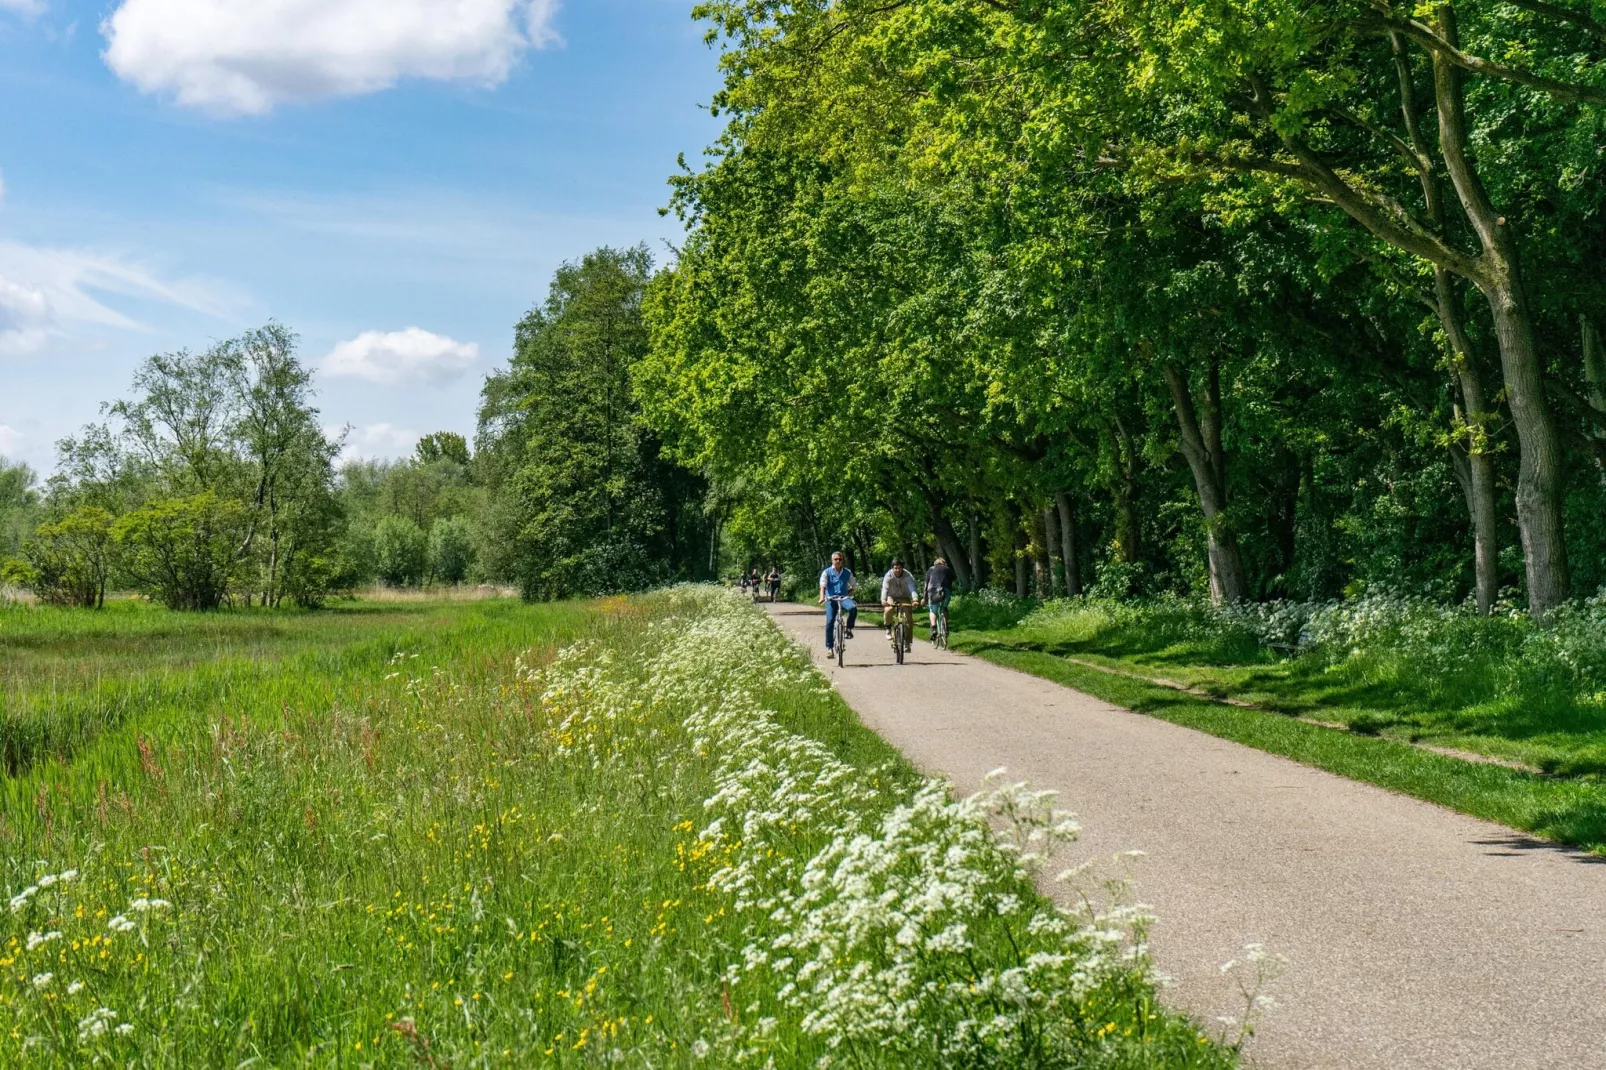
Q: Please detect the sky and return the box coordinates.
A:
[0,0,725,476]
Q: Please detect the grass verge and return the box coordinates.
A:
[949,634,1606,853]
[0,590,1232,1066]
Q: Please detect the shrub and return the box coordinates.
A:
[113,494,248,611]
[427,516,477,585]
[15,508,117,608]
[372,515,426,587]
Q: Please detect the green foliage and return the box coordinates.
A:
[372,515,427,588]
[479,246,710,599]
[426,515,476,585]
[14,507,116,608]
[113,493,250,610]
[0,456,39,560]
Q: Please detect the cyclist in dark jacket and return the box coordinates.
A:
[924,558,956,635]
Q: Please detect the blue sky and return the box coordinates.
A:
[0,0,723,475]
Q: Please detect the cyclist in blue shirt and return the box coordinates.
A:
[818,551,858,651]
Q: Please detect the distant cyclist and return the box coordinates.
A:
[881,559,919,640]
[924,556,955,639]
[818,551,858,652]
[765,565,781,601]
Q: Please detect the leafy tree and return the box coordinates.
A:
[373,515,427,588]
[13,507,116,608]
[0,457,38,561]
[114,494,249,610]
[479,245,710,599]
[416,432,471,467]
[428,516,477,585]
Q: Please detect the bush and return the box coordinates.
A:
[15,507,117,608]
[427,516,477,585]
[372,515,426,587]
[114,494,249,610]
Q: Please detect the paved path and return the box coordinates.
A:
[765,602,1606,1069]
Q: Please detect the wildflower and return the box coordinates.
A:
[67,981,84,995]
[691,1039,710,1058]
[107,915,136,933]
[78,1007,118,1040]
[26,931,62,952]
[9,886,38,913]
[127,898,171,913]
[31,972,53,989]
[115,1023,134,1036]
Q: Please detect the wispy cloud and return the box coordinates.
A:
[101,0,563,116]
[0,241,243,355]
[0,425,22,457]
[0,0,45,18]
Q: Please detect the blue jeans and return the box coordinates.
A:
[824,599,857,648]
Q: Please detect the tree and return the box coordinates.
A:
[416,432,471,467]
[428,516,477,585]
[0,457,38,561]
[14,508,116,608]
[479,245,709,599]
[373,516,428,588]
[114,493,249,610]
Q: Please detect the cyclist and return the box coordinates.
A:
[765,565,782,601]
[924,556,956,640]
[749,567,764,599]
[818,551,858,652]
[880,558,919,641]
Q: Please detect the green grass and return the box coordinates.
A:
[948,612,1606,853]
[949,597,1606,778]
[0,592,1231,1066]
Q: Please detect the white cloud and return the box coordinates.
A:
[0,425,22,457]
[0,0,45,18]
[332,422,420,465]
[0,241,239,356]
[322,327,478,386]
[101,0,561,116]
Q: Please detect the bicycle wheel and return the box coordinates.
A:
[836,615,846,667]
[895,620,906,664]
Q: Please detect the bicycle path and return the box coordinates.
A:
[764,601,1606,1069]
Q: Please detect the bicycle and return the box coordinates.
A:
[929,600,949,650]
[884,601,915,665]
[825,594,855,668]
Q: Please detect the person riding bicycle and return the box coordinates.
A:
[924,556,956,639]
[765,565,781,601]
[818,551,858,652]
[880,559,919,640]
[749,567,764,598]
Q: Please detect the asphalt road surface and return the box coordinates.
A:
[765,601,1606,1069]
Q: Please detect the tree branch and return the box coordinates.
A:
[1364,13,1606,106]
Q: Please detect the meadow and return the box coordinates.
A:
[0,589,1230,1066]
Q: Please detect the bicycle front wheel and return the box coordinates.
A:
[836,615,847,667]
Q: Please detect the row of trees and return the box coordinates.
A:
[631,0,1606,614]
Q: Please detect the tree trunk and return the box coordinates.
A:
[1013,514,1029,598]
[1583,316,1606,479]
[1033,507,1053,598]
[1042,503,1063,596]
[1108,420,1141,564]
[1055,490,1081,596]
[1431,6,1568,613]
[932,510,973,593]
[1162,361,1249,604]
[968,512,983,589]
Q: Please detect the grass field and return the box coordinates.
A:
[946,596,1606,853]
[0,590,1231,1066]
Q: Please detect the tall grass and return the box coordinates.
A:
[0,590,1230,1066]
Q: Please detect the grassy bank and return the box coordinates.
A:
[946,594,1606,852]
[0,590,1231,1066]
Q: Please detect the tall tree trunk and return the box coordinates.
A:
[1054,490,1081,596]
[1392,31,1502,615]
[931,510,973,592]
[1162,361,1249,603]
[1032,507,1053,598]
[968,512,983,589]
[1042,503,1063,597]
[1107,420,1141,564]
[1431,6,1569,613]
[1583,316,1606,478]
[1012,513,1029,598]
